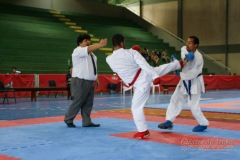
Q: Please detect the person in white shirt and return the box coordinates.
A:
[64,33,107,128]
[11,67,20,74]
[158,36,209,132]
[106,34,183,139]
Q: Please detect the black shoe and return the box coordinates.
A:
[83,122,100,127]
[65,121,76,128]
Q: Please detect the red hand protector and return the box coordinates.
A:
[179,60,184,69]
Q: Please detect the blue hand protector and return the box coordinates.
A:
[186,52,194,60]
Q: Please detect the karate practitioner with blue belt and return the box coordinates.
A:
[158,36,209,132]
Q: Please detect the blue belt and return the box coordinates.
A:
[183,73,202,100]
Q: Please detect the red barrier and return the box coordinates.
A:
[38,74,122,95]
[97,74,122,92]
[39,74,67,96]
[159,75,240,92]
[0,74,239,98]
[236,76,240,89]
[0,74,34,97]
[204,76,219,90]
[158,75,180,92]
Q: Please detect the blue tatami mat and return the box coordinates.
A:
[0,118,240,160]
[0,90,240,160]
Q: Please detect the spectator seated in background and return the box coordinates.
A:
[170,53,179,75]
[141,47,149,61]
[11,67,21,74]
[132,45,159,66]
[161,49,170,63]
[170,54,177,62]
[150,50,159,67]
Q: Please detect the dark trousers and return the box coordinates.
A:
[64,77,95,126]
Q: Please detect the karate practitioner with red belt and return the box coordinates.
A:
[106,34,183,139]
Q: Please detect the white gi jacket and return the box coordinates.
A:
[179,46,205,95]
[106,48,159,92]
[72,46,97,81]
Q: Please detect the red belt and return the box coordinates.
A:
[123,69,142,87]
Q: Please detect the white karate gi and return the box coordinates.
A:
[166,46,209,126]
[106,48,180,132]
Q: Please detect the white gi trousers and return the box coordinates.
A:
[131,60,180,132]
[166,85,209,126]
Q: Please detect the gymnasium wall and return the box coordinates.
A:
[140,0,240,74]
[142,0,178,36]
[0,0,239,74]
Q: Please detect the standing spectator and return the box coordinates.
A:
[64,33,107,128]
[66,66,73,100]
[66,66,72,88]
[158,36,209,132]
[141,48,149,61]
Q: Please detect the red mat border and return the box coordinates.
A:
[0,111,239,131]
